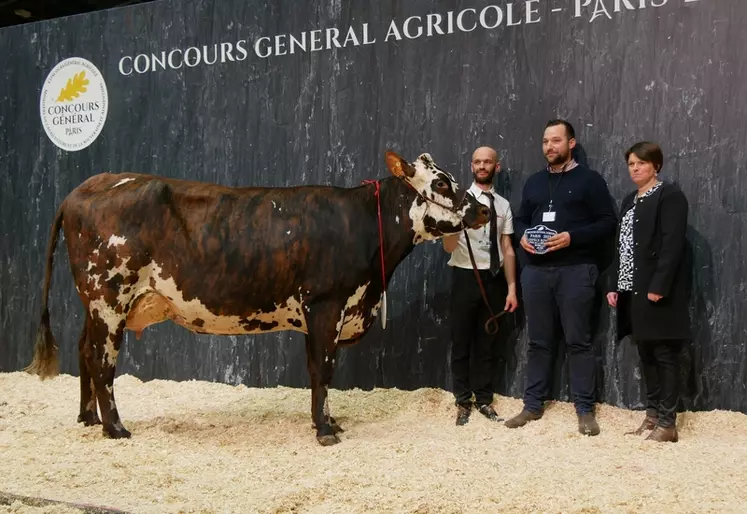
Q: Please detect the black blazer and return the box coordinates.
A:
[608,182,691,341]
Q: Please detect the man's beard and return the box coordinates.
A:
[473,170,495,184]
[545,150,570,166]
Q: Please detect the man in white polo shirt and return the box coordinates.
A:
[442,146,518,426]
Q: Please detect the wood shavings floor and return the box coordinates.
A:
[1,372,745,513]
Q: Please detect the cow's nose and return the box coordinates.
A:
[478,205,490,218]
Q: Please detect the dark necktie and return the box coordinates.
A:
[484,192,500,276]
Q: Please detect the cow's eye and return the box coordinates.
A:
[436,180,448,189]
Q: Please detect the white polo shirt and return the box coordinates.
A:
[447,183,514,270]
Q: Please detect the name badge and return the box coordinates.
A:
[542,211,556,222]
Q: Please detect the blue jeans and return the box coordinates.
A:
[521,263,598,415]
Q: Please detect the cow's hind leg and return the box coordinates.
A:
[87,311,130,439]
[77,314,101,426]
[305,305,343,446]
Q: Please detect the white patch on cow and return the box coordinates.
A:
[338,282,372,340]
[106,257,131,280]
[408,199,428,243]
[112,178,135,188]
[111,261,309,336]
[87,273,102,290]
[334,310,345,344]
[92,249,100,256]
[86,261,95,271]
[272,201,276,208]
[372,297,382,316]
[323,387,330,417]
[107,235,127,248]
[286,230,291,235]
[395,215,400,224]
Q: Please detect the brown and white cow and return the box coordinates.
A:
[26,150,489,445]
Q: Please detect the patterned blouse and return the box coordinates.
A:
[617,181,663,291]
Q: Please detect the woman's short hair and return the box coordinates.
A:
[625,141,664,172]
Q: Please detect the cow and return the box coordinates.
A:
[25,150,490,445]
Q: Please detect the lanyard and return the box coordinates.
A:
[547,172,565,211]
[546,161,573,211]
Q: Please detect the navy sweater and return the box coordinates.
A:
[514,164,617,267]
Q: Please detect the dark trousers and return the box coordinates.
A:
[450,267,508,406]
[521,263,598,415]
[636,340,683,427]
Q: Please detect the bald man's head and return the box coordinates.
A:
[471,146,500,185]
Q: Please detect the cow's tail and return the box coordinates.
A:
[24,206,64,379]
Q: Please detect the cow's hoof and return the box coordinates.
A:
[317,434,340,446]
[102,423,131,439]
[77,411,102,426]
[313,417,344,433]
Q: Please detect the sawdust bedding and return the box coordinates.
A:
[1,372,746,514]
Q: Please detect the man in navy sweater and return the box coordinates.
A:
[505,119,616,436]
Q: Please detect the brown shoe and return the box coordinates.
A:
[504,409,542,428]
[625,415,658,436]
[645,425,678,443]
[578,412,600,436]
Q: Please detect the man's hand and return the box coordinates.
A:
[505,291,519,313]
[606,292,618,308]
[520,235,536,254]
[545,231,571,252]
[648,292,663,302]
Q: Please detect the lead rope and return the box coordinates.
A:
[362,179,388,329]
[464,230,505,335]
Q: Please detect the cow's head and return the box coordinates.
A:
[386,151,490,241]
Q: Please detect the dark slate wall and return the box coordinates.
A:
[1,0,745,413]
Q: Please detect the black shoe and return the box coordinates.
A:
[477,404,504,422]
[456,404,472,426]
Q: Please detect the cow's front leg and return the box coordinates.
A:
[77,314,100,426]
[305,304,344,446]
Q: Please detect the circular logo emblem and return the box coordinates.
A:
[39,57,108,152]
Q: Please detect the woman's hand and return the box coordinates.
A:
[606,292,618,308]
[648,292,663,302]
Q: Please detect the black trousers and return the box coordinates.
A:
[636,340,683,427]
[521,263,598,415]
[450,267,508,406]
[621,292,684,427]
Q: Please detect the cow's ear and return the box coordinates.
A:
[385,151,416,178]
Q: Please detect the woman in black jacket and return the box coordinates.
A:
[606,141,690,443]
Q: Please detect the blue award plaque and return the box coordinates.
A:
[524,225,558,254]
